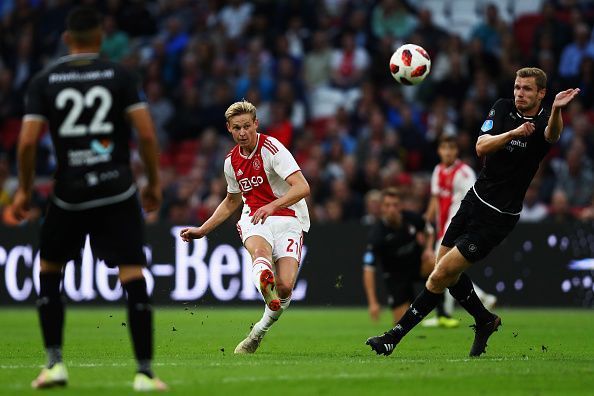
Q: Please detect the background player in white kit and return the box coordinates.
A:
[180,100,310,353]
[424,135,496,327]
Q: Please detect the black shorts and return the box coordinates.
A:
[442,189,519,263]
[40,195,146,267]
[383,267,423,308]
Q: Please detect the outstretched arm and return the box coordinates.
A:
[180,192,243,241]
[544,88,580,143]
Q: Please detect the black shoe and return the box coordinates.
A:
[469,315,502,357]
[366,331,399,356]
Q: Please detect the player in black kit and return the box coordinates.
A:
[363,188,458,328]
[12,7,167,391]
[366,67,580,357]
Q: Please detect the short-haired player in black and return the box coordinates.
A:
[366,67,580,357]
[362,188,459,328]
[12,7,167,391]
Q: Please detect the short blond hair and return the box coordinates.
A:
[516,67,547,90]
[225,100,257,122]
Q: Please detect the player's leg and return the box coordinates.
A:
[243,235,280,310]
[31,259,68,389]
[93,196,166,390]
[32,202,84,389]
[420,246,459,328]
[118,266,167,391]
[235,222,302,354]
[251,256,298,336]
[366,246,470,356]
[235,256,299,354]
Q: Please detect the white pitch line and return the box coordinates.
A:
[0,356,542,370]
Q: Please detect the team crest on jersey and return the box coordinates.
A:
[253,158,261,170]
[481,120,493,132]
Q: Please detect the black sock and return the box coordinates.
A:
[123,278,153,378]
[448,272,495,324]
[37,272,65,368]
[390,287,443,340]
[435,293,449,318]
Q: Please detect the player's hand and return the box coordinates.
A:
[179,227,207,242]
[141,184,162,213]
[11,188,31,222]
[369,302,381,322]
[512,122,535,138]
[251,203,278,224]
[553,88,580,109]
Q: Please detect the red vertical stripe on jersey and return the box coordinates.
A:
[230,134,296,217]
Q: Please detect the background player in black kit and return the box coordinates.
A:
[366,67,580,357]
[363,188,458,328]
[11,7,167,391]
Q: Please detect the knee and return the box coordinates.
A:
[276,281,293,299]
[428,264,459,289]
[253,248,272,261]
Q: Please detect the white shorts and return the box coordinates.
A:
[236,215,304,263]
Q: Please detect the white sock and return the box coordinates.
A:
[252,296,291,336]
[444,291,455,316]
[251,257,273,294]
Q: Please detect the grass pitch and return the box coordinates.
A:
[1,307,593,395]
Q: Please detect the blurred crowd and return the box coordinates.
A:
[1,0,594,227]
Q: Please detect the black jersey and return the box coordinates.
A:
[474,98,551,214]
[363,211,427,274]
[24,53,146,210]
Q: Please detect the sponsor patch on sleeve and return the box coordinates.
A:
[481,120,493,132]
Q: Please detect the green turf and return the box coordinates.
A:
[1,307,593,395]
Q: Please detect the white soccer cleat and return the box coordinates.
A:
[234,333,264,354]
[133,373,168,392]
[31,362,68,389]
[481,294,498,311]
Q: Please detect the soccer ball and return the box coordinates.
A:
[389,44,431,85]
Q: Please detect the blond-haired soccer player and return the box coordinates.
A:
[180,100,310,353]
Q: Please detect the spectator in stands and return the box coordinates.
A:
[217,0,254,40]
[470,3,506,56]
[558,23,594,84]
[266,102,294,149]
[304,30,333,91]
[361,189,382,226]
[330,31,370,91]
[101,15,129,62]
[146,81,174,150]
[413,8,447,58]
[532,2,571,60]
[371,0,417,42]
[552,139,594,207]
[545,189,576,225]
